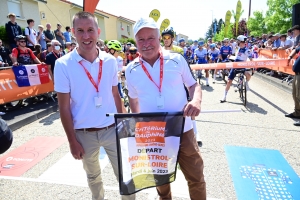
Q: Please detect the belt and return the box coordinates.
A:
[76,123,115,132]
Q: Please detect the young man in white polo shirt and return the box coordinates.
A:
[54,11,135,200]
[125,18,206,200]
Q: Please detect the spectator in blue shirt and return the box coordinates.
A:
[63,26,72,43]
[272,33,281,48]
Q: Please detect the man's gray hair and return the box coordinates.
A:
[72,11,98,28]
[51,39,60,46]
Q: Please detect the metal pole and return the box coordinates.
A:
[248,0,252,20]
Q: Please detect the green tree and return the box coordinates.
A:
[247,11,267,36]
[214,23,234,42]
[265,0,300,33]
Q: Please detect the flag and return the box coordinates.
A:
[235,0,242,35]
[149,9,160,22]
[159,19,170,33]
[83,0,100,13]
[12,64,50,87]
[114,112,185,195]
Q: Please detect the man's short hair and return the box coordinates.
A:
[51,39,60,46]
[291,25,300,31]
[71,42,77,46]
[7,13,16,18]
[46,43,52,48]
[66,26,71,31]
[280,34,287,38]
[72,11,98,28]
[27,19,34,25]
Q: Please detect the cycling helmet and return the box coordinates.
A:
[179,38,185,43]
[129,46,137,53]
[210,43,216,48]
[194,40,198,43]
[126,42,132,45]
[237,35,247,42]
[208,38,212,40]
[198,41,204,46]
[223,38,229,42]
[161,28,175,38]
[15,35,26,41]
[107,40,122,51]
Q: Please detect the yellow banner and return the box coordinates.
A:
[149,9,160,22]
[224,10,232,37]
[235,0,242,35]
[160,19,170,33]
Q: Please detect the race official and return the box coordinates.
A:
[286,47,300,126]
[125,17,206,200]
[54,11,135,200]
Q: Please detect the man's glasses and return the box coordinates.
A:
[19,41,26,43]
[163,36,171,40]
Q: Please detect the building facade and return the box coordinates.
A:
[0,0,45,29]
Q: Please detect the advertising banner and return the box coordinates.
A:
[235,0,242,35]
[149,9,160,22]
[114,112,185,195]
[190,58,294,75]
[83,0,100,13]
[0,66,54,104]
[160,19,170,33]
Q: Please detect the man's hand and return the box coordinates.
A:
[183,100,201,117]
[13,62,18,66]
[69,140,85,160]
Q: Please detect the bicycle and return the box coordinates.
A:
[121,72,131,113]
[234,69,248,106]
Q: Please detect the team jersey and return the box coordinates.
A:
[116,56,123,71]
[219,45,232,60]
[191,44,198,52]
[170,45,184,55]
[208,48,220,61]
[235,47,252,61]
[194,48,208,59]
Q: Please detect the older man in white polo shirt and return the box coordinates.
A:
[125,17,206,200]
[54,11,135,200]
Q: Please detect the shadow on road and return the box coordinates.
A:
[39,111,60,125]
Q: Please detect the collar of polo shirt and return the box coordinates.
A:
[73,48,104,63]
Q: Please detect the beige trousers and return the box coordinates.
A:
[75,127,136,200]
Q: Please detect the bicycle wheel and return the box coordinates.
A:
[239,75,244,100]
[243,78,247,106]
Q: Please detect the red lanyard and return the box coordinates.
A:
[79,59,103,93]
[139,52,164,94]
[52,52,60,59]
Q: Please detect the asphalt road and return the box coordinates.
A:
[0,75,299,200]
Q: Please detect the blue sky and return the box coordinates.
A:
[70,0,269,40]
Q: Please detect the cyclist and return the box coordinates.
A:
[11,35,42,66]
[106,40,125,101]
[161,28,184,55]
[194,41,209,86]
[208,43,220,83]
[178,38,187,57]
[220,35,253,103]
[127,46,140,64]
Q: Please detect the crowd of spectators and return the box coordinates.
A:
[0,12,77,71]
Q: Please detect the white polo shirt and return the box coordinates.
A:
[54,49,118,129]
[125,50,196,132]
